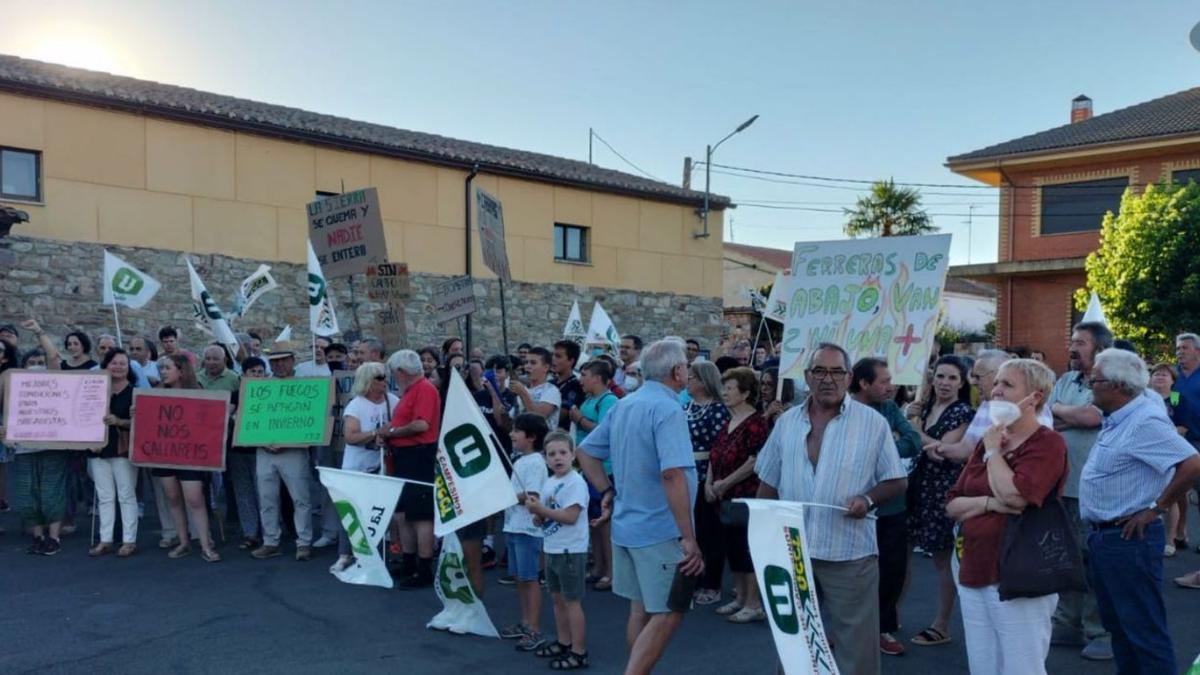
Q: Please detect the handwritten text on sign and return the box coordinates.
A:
[233,377,334,447]
[365,262,412,301]
[307,188,389,279]
[1,370,110,449]
[779,234,952,386]
[432,276,477,325]
[130,389,230,471]
[476,188,512,282]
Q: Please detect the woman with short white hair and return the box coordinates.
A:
[330,361,399,574]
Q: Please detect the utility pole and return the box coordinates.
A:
[588,128,593,165]
[963,204,976,263]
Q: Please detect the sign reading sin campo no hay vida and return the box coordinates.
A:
[130,389,230,472]
[233,377,334,448]
[1,370,110,450]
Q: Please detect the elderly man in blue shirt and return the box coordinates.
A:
[1080,348,1200,675]
[578,338,701,675]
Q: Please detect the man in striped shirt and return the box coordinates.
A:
[755,343,907,675]
[1080,348,1200,675]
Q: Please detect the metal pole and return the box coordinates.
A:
[111,300,123,348]
[464,164,479,355]
[347,276,362,337]
[700,143,712,239]
[498,278,509,355]
[589,128,593,165]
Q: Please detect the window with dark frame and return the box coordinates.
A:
[1039,176,1128,235]
[553,223,589,263]
[1171,168,1200,187]
[0,147,41,201]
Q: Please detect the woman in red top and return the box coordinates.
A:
[706,367,769,623]
[946,358,1067,675]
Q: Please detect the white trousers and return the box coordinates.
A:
[88,457,138,544]
[957,582,1057,675]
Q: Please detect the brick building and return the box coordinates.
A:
[946,91,1200,373]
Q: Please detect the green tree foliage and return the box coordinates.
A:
[1077,182,1200,354]
[843,179,938,238]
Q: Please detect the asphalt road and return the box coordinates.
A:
[2,500,1199,674]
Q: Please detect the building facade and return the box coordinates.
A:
[947,92,1200,373]
[0,55,730,353]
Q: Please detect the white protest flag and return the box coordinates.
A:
[307,240,340,337]
[102,250,161,309]
[185,257,239,356]
[233,264,277,317]
[763,272,792,324]
[563,300,586,339]
[586,301,621,347]
[275,325,293,343]
[1082,291,1108,326]
[434,369,517,537]
[318,467,406,588]
[428,532,500,636]
[740,499,838,675]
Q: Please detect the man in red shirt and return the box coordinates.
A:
[380,349,442,589]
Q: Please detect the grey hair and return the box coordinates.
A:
[1177,333,1200,348]
[806,342,851,371]
[203,344,225,357]
[359,337,385,360]
[689,361,723,401]
[96,333,117,345]
[387,349,422,375]
[997,358,1056,412]
[641,339,688,382]
[351,361,389,397]
[1094,348,1149,396]
[975,349,1011,369]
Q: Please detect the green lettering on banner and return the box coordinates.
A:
[434,467,456,522]
[438,551,476,604]
[234,378,332,447]
[335,501,372,556]
[443,424,491,477]
[763,565,799,635]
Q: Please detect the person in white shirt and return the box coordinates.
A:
[526,431,591,669]
[295,336,332,377]
[500,413,550,651]
[510,347,561,430]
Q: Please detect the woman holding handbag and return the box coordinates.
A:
[88,348,139,558]
[945,358,1069,675]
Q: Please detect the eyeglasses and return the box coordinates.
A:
[1087,377,1109,387]
[807,368,848,381]
[373,375,388,382]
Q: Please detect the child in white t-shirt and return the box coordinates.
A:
[525,431,590,669]
[500,413,550,652]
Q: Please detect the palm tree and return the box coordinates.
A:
[843,179,937,238]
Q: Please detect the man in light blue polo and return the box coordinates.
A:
[578,338,701,675]
[1081,348,1200,675]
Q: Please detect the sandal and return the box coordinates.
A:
[550,651,589,670]
[168,544,192,559]
[535,642,571,658]
[89,542,114,557]
[714,600,743,616]
[593,577,611,591]
[117,544,137,558]
[728,607,767,623]
[1174,571,1200,589]
[911,627,951,646]
[202,548,222,563]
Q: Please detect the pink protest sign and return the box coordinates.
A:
[2,369,111,450]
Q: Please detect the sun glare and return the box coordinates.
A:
[24,26,134,75]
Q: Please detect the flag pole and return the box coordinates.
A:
[111,299,124,348]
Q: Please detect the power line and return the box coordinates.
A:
[589,130,663,182]
[710,170,991,197]
[713,162,992,190]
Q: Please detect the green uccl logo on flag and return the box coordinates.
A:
[308,273,326,307]
[434,465,457,523]
[334,500,372,556]
[438,551,476,604]
[112,267,144,296]
[763,565,799,634]
[443,424,491,477]
[199,290,225,320]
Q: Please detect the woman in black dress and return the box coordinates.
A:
[905,354,974,646]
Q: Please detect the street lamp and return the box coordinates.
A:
[696,114,758,239]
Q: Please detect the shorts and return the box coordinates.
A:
[613,538,684,614]
[546,552,588,601]
[505,532,542,582]
[389,443,436,482]
[457,518,488,541]
[397,482,434,521]
[151,468,208,482]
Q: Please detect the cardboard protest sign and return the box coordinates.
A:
[778,234,951,386]
[365,262,412,302]
[307,188,388,278]
[2,370,110,450]
[233,377,334,447]
[432,276,476,325]
[129,389,230,471]
[375,303,408,353]
[476,188,512,283]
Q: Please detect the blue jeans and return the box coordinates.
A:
[1087,520,1175,675]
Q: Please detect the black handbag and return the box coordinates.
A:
[996,491,1088,600]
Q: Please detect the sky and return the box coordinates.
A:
[5,1,1200,265]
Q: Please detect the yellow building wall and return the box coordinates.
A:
[0,92,724,296]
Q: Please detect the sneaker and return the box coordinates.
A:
[694,589,721,605]
[497,575,517,586]
[880,633,906,656]
[295,546,313,562]
[1166,544,1177,557]
[26,535,45,555]
[40,537,62,556]
[312,535,337,548]
[330,556,355,574]
[251,545,282,559]
[1081,638,1114,661]
[500,623,531,640]
[516,631,547,652]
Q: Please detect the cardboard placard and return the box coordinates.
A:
[307,188,388,278]
[129,389,231,471]
[233,377,334,447]
[375,303,408,353]
[2,369,110,450]
[476,188,512,282]
[432,276,476,325]
[365,262,412,301]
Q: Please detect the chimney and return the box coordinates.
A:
[1071,95,1093,123]
[683,156,693,189]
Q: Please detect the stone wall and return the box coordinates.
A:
[0,236,725,356]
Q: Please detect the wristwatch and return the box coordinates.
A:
[862,494,876,511]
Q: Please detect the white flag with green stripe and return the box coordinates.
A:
[318,467,405,589]
[103,250,161,309]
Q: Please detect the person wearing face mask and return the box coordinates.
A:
[622,361,642,393]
